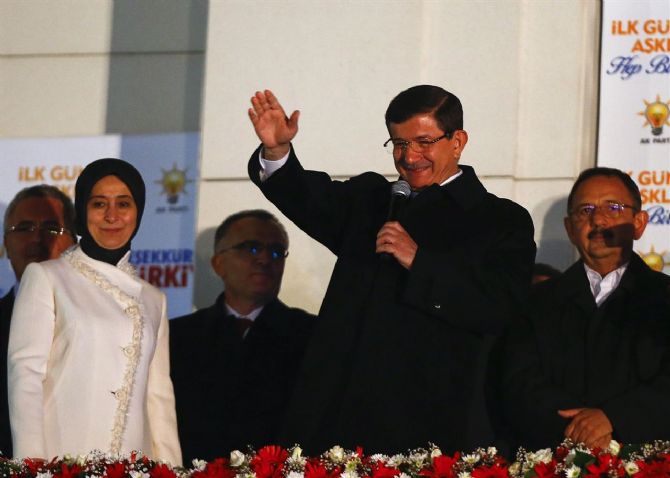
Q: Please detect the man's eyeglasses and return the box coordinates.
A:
[569,202,638,221]
[5,221,70,236]
[217,240,289,260]
[383,134,450,156]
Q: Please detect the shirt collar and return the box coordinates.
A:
[225,303,264,321]
[583,262,629,306]
[439,168,463,186]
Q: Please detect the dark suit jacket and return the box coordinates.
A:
[0,290,14,457]
[503,254,670,450]
[249,145,536,455]
[169,293,315,463]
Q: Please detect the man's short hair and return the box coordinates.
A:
[567,167,642,213]
[213,209,288,252]
[385,85,463,137]
[4,184,77,241]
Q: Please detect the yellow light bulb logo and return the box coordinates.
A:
[639,95,670,136]
[638,246,667,273]
[155,164,192,204]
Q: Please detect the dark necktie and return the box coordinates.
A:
[236,317,254,338]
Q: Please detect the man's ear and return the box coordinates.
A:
[211,253,225,279]
[633,209,649,240]
[453,129,468,151]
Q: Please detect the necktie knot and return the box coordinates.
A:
[236,317,254,337]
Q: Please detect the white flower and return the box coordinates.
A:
[236,473,256,478]
[341,471,359,478]
[565,464,581,478]
[36,473,53,478]
[608,440,621,456]
[410,451,429,467]
[230,450,246,467]
[529,449,553,465]
[624,462,639,475]
[388,455,405,467]
[431,448,443,459]
[486,448,498,457]
[462,453,481,465]
[130,471,151,478]
[370,454,387,463]
[398,473,412,478]
[508,463,521,476]
[287,472,305,478]
[329,446,346,463]
[564,451,576,465]
[345,459,361,472]
[458,472,472,478]
[192,459,208,471]
[292,447,304,460]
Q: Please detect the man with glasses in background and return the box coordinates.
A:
[246,85,536,454]
[1,185,77,457]
[170,209,314,463]
[503,167,670,450]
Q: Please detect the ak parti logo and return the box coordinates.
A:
[639,245,667,273]
[638,95,670,136]
[155,164,193,204]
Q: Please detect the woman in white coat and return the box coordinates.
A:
[8,158,182,464]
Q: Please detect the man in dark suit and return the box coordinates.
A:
[170,210,314,463]
[245,86,536,454]
[0,185,76,457]
[503,167,670,450]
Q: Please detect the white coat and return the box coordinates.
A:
[8,246,181,464]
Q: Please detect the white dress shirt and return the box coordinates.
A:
[584,262,628,306]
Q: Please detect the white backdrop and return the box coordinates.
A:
[0,133,200,317]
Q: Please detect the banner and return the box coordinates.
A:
[0,133,199,317]
[598,0,670,275]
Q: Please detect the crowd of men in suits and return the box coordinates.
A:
[1,85,669,461]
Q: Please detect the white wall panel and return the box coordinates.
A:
[0,0,113,55]
[1,56,110,136]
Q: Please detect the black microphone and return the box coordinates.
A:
[380,180,411,261]
[386,180,411,222]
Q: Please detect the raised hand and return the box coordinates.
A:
[248,90,300,159]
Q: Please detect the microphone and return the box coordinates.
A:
[386,180,411,222]
[380,180,410,261]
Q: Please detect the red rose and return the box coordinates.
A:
[370,462,401,478]
[634,460,670,478]
[471,464,509,478]
[192,458,237,478]
[305,459,342,478]
[150,463,178,478]
[104,462,128,478]
[250,446,289,478]
[420,453,461,478]
[585,454,623,478]
[533,460,560,478]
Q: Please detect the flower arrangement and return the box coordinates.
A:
[3,441,670,478]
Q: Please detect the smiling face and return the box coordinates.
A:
[388,113,468,191]
[211,217,287,314]
[86,175,138,250]
[564,175,648,275]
